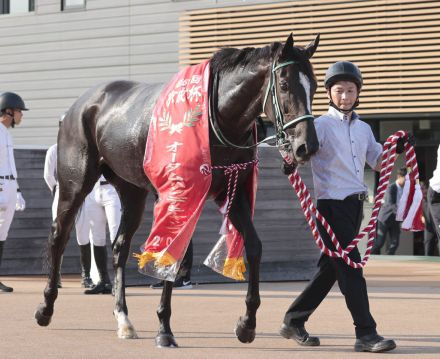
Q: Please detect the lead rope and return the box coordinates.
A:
[285,130,417,268]
[212,159,259,231]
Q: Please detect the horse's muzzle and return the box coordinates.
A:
[291,137,318,163]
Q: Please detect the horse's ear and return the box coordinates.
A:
[280,33,294,59]
[305,33,320,59]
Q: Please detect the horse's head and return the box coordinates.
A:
[263,33,320,164]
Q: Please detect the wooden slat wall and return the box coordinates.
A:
[2,147,319,284]
[179,0,440,115]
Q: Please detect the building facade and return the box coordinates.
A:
[0,0,438,274]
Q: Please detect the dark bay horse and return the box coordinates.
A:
[35,33,320,347]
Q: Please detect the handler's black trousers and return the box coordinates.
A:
[283,196,377,338]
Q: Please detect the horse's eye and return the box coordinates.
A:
[279,80,288,91]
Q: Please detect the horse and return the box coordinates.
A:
[35,33,320,347]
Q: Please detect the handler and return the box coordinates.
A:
[280,61,400,353]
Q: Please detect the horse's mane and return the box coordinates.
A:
[210,42,282,74]
[210,42,315,78]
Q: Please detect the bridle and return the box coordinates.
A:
[262,61,314,148]
[209,60,314,150]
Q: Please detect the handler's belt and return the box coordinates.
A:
[100,181,109,185]
[346,192,368,202]
[0,175,15,180]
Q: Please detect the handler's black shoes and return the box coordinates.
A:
[84,281,112,295]
[279,323,320,346]
[0,281,13,292]
[354,334,396,353]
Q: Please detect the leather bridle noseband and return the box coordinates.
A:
[209,60,314,150]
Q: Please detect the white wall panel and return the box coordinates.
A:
[0,0,283,145]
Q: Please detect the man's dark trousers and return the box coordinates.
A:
[372,220,401,254]
[283,196,377,338]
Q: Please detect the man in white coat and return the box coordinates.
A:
[82,175,122,294]
[0,92,27,293]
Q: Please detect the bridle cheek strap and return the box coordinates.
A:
[262,61,314,146]
[283,114,314,131]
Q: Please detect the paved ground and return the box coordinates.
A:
[0,257,439,359]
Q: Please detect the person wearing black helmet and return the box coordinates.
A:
[280,62,397,352]
[0,92,28,293]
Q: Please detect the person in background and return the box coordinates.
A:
[420,181,439,256]
[0,92,27,293]
[82,175,122,295]
[427,145,440,255]
[371,167,407,255]
[150,240,193,289]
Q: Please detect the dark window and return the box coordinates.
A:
[0,0,34,14]
[0,0,9,14]
[62,0,86,11]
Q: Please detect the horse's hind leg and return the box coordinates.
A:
[35,175,99,326]
[110,179,147,339]
[35,128,100,326]
[227,189,262,343]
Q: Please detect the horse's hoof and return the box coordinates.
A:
[155,333,178,348]
[118,326,139,339]
[34,304,52,327]
[235,317,256,343]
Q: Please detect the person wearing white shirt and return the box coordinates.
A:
[280,62,399,353]
[0,92,27,293]
[428,144,440,240]
[82,175,122,295]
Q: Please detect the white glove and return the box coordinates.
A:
[16,192,26,211]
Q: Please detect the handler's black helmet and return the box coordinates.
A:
[324,61,363,90]
[0,92,28,111]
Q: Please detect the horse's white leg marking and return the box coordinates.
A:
[114,309,138,339]
[299,72,311,113]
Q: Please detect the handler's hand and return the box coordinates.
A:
[16,192,26,211]
[281,161,296,175]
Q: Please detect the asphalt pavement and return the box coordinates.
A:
[0,256,439,359]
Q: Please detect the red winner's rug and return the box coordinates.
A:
[134,60,257,281]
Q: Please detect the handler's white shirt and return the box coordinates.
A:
[44,144,57,192]
[429,144,440,193]
[0,122,17,178]
[311,107,382,200]
[0,122,18,242]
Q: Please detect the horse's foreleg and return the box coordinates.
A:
[155,281,178,347]
[154,242,193,347]
[227,189,262,343]
[112,184,147,339]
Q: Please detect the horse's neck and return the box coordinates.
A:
[216,65,268,139]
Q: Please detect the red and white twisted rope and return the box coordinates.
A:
[287,130,418,268]
[212,159,259,219]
